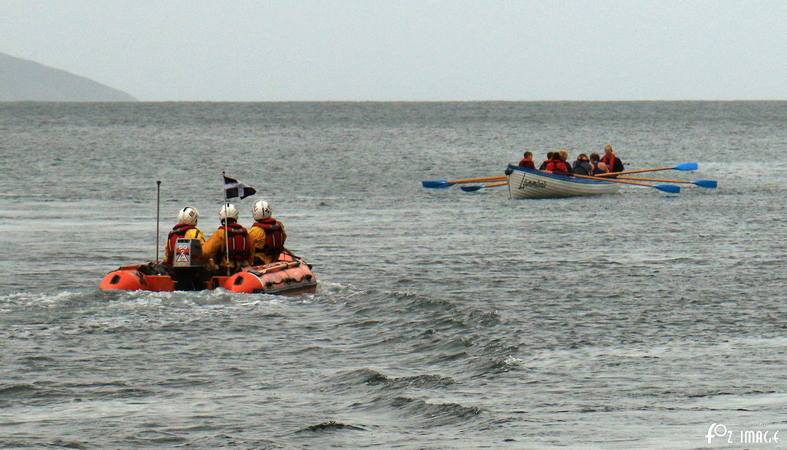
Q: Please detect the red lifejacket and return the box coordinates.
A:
[165,224,197,266]
[601,153,617,171]
[252,218,286,255]
[545,159,569,173]
[219,222,250,261]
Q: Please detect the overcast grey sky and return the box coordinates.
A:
[2,0,785,101]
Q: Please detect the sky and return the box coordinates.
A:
[2,0,786,101]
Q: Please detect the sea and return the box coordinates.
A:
[1,102,785,449]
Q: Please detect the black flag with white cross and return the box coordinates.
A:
[223,174,256,199]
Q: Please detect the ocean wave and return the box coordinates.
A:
[310,281,365,298]
[386,396,481,426]
[0,290,87,308]
[296,420,366,433]
[329,368,456,390]
[498,355,527,370]
[47,440,89,449]
[364,368,455,390]
[0,383,38,397]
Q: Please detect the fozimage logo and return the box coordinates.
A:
[706,423,780,445]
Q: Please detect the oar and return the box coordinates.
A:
[594,162,698,178]
[422,175,506,188]
[616,176,717,189]
[573,174,680,194]
[460,181,508,192]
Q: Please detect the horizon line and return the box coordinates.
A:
[3,99,787,104]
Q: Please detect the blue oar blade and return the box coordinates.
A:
[654,184,680,194]
[674,162,698,171]
[693,179,717,189]
[422,179,450,188]
[460,185,483,192]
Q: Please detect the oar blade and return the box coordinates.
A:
[654,184,681,194]
[422,179,450,188]
[460,185,483,192]
[674,162,698,171]
[693,179,717,189]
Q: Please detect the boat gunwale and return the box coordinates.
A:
[507,164,614,185]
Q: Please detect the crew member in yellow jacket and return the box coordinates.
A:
[202,203,253,274]
[164,206,206,266]
[248,200,287,265]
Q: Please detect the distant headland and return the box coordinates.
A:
[0,52,136,102]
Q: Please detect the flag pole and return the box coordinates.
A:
[222,172,230,276]
[156,180,161,263]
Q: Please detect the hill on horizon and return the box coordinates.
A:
[0,52,136,102]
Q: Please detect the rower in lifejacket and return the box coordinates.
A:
[518,150,536,169]
[202,203,252,274]
[544,156,570,174]
[601,144,624,174]
[589,152,609,175]
[164,206,205,266]
[249,199,288,265]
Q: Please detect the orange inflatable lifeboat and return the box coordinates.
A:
[100,251,316,295]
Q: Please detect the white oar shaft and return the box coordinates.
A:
[594,167,673,178]
[616,176,692,184]
[573,174,656,188]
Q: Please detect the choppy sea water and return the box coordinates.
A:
[1,102,786,449]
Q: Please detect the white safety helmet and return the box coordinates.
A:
[218,203,239,221]
[252,200,272,220]
[177,206,199,225]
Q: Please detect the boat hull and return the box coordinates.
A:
[506,165,619,199]
[100,254,317,296]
